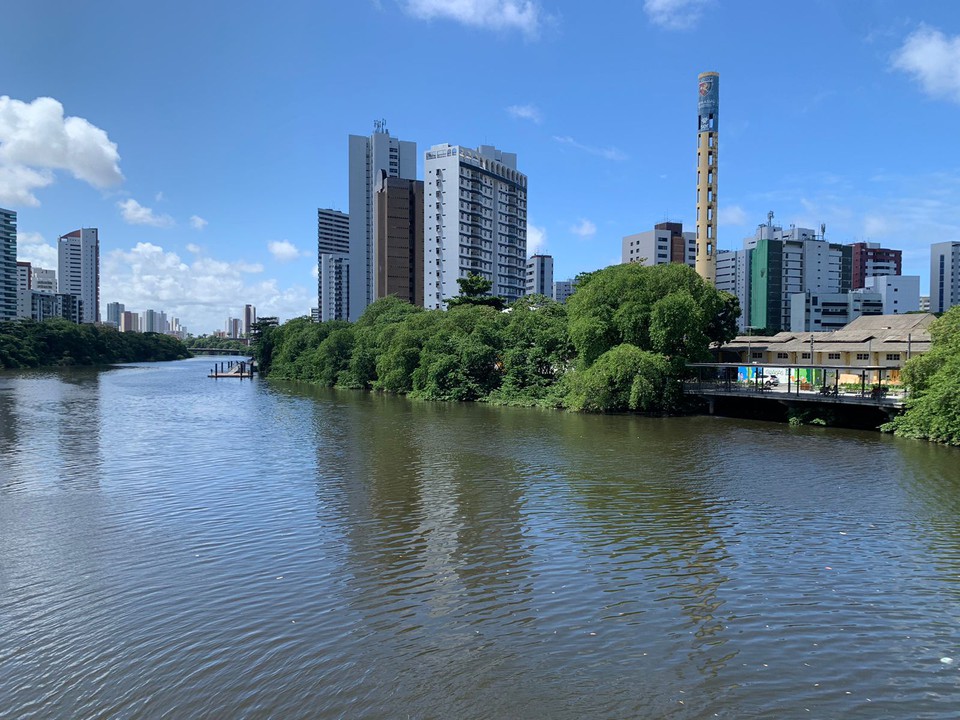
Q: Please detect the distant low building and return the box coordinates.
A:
[526,254,554,296]
[789,290,883,333]
[622,222,695,267]
[553,278,577,304]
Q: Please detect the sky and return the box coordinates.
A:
[2,0,960,334]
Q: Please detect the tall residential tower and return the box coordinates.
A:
[347,122,417,320]
[317,208,350,321]
[58,228,99,323]
[695,71,719,285]
[0,208,16,322]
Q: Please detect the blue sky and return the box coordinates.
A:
[3,0,960,333]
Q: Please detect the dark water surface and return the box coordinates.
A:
[2,358,960,719]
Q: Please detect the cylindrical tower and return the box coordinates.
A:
[695,71,719,285]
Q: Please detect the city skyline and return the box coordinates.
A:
[3,2,960,332]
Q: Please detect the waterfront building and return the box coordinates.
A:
[862,275,920,315]
[15,261,31,318]
[553,278,577,304]
[789,290,883,333]
[0,208,16,322]
[695,71,719,285]
[375,174,424,306]
[225,317,241,338]
[318,208,350,320]
[622,222,695,267]
[423,143,527,309]
[310,307,320,322]
[348,122,417,320]
[319,255,350,322]
[243,304,256,336]
[930,241,960,313]
[58,228,99,323]
[719,313,935,377]
[850,242,902,289]
[119,311,139,332]
[32,267,56,292]
[106,302,125,327]
[526,254,554,296]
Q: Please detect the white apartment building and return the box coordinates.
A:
[553,279,576,304]
[423,144,527,309]
[526,254,553,296]
[0,208,16,322]
[347,124,417,320]
[318,208,350,321]
[930,241,960,313]
[789,290,883,333]
[621,222,695,267]
[58,228,99,323]
[716,249,751,331]
[863,275,920,315]
[33,267,56,292]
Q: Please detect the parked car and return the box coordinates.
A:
[764,374,780,387]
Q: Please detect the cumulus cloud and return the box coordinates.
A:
[643,0,709,30]
[186,243,203,254]
[403,0,544,38]
[507,104,543,123]
[15,231,58,269]
[553,135,627,161]
[102,242,312,333]
[718,204,748,226]
[0,96,123,206]
[190,215,208,230]
[892,26,960,104]
[570,218,597,238]
[268,239,304,262]
[527,222,547,255]
[118,198,175,228]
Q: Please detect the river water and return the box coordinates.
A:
[2,357,960,719]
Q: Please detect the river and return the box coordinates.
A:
[2,357,960,718]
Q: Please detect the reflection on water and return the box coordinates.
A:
[2,363,960,719]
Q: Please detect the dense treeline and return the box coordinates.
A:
[883,305,960,445]
[0,318,191,369]
[255,263,739,413]
[183,335,249,351]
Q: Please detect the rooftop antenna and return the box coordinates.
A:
[820,222,826,240]
[767,210,774,228]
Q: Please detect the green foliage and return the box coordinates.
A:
[884,306,960,445]
[567,263,738,367]
[251,264,740,416]
[0,319,190,369]
[183,335,248,351]
[564,344,676,413]
[446,272,506,310]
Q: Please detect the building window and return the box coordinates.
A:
[828,353,840,360]
[856,353,870,360]
[777,352,788,359]
[801,352,810,359]
[751,351,763,360]
[886,353,901,361]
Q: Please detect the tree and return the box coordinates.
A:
[564,344,675,413]
[446,273,506,311]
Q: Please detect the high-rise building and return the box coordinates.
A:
[526,254,554,296]
[622,222,695,267]
[119,311,139,332]
[58,228,99,323]
[375,174,424,306]
[15,261,32,318]
[748,216,850,332]
[348,122,417,320]
[317,208,351,321]
[553,278,577,304]
[695,71,719,285]
[225,317,241,338]
[716,248,751,331]
[423,143,527,309]
[32,267,56,292]
[930,241,960,313]
[243,304,256,336]
[106,302,125,327]
[850,242,902,289]
[0,208,16,322]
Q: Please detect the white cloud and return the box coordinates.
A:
[718,204,747,226]
[0,96,123,206]
[190,215,208,230]
[154,191,164,202]
[553,135,627,161]
[864,214,896,238]
[311,264,319,279]
[506,104,542,123]
[643,0,709,30]
[570,218,597,237]
[186,243,203,254]
[118,198,175,228]
[102,242,311,333]
[403,0,543,37]
[268,239,304,262]
[892,26,960,104]
[15,231,58,269]
[527,222,547,255]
